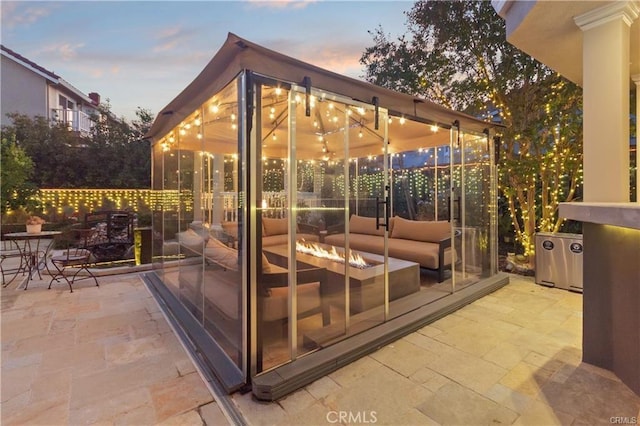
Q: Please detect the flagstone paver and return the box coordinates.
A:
[231,275,640,425]
[1,273,225,425]
[2,266,639,425]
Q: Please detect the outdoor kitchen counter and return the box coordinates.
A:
[559,201,640,396]
[559,202,640,230]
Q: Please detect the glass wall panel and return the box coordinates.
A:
[200,78,243,367]
[292,93,388,348]
[436,146,452,221]
[450,129,493,289]
[462,131,493,279]
[152,77,244,369]
[390,149,439,221]
[151,141,165,280]
[162,146,182,293]
[257,83,290,371]
[256,86,394,371]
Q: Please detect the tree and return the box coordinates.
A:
[0,130,37,214]
[360,0,583,258]
[83,104,152,188]
[4,113,86,188]
[3,106,152,190]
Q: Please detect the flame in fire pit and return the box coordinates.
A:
[296,241,371,269]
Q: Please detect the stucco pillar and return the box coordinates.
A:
[575,2,638,202]
[635,74,640,202]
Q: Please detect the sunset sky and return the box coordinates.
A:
[1,1,410,121]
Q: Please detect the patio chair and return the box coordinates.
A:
[48,228,99,292]
[1,239,25,287]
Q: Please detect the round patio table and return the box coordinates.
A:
[4,231,61,289]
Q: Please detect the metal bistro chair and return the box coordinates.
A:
[1,239,25,287]
[49,228,99,292]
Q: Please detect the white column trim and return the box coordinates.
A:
[634,74,640,202]
[574,0,640,30]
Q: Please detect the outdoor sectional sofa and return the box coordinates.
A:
[323,215,454,282]
[175,225,327,370]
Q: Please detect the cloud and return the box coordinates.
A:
[152,24,196,53]
[246,0,317,10]
[264,37,366,78]
[36,42,85,61]
[1,2,55,29]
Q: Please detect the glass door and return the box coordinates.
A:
[287,89,390,350]
[450,126,494,289]
[346,104,390,333]
[256,83,390,372]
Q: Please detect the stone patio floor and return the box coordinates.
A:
[2,266,639,425]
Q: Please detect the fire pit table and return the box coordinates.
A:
[263,242,420,315]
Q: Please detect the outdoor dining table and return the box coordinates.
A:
[3,231,61,289]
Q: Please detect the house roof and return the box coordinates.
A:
[147,33,501,141]
[1,44,59,82]
[1,45,96,106]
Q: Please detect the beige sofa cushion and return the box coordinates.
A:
[263,282,321,322]
[324,229,453,270]
[324,233,381,254]
[177,228,205,254]
[348,215,395,236]
[179,264,241,320]
[388,238,452,269]
[221,221,238,240]
[263,233,319,247]
[263,217,289,236]
[391,217,450,243]
[205,237,239,270]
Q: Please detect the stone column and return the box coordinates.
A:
[574,2,639,202]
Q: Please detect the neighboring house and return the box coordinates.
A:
[1,44,101,134]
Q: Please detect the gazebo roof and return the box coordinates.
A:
[146,33,500,141]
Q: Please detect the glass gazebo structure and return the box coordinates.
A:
[144,33,508,400]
